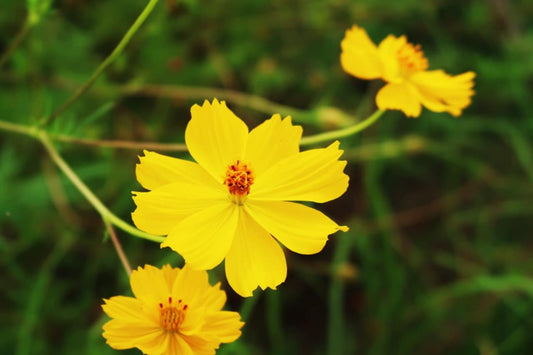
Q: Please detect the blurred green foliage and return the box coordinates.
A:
[1,0,533,354]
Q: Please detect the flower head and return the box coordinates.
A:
[102,264,243,354]
[341,25,475,117]
[132,99,349,297]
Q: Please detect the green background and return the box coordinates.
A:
[1,0,533,354]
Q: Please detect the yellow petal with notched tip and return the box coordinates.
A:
[245,114,302,176]
[410,70,475,117]
[250,141,348,203]
[136,150,222,191]
[225,209,287,297]
[340,25,383,80]
[245,200,347,255]
[186,99,248,182]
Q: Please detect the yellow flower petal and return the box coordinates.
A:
[172,264,209,307]
[340,25,383,80]
[102,296,152,324]
[136,150,222,191]
[132,181,226,236]
[203,311,244,343]
[376,82,422,117]
[170,334,196,355]
[410,70,476,116]
[225,210,287,297]
[202,282,227,312]
[130,264,170,307]
[377,34,407,82]
[161,264,180,290]
[245,200,347,255]
[186,99,249,181]
[103,320,166,351]
[250,141,348,203]
[162,203,239,270]
[245,114,302,176]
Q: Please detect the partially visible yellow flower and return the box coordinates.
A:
[341,25,475,117]
[102,264,243,355]
[132,99,349,297]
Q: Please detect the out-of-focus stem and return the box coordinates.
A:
[0,21,32,69]
[38,131,164,243]
[300,110,385,145]
[105,221,133,276]
[43,0,160,125]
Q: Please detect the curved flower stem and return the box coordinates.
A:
[104,221,133,276]
[0,119,37,136]
[37,131,164,243]
[50,133,187,151]
[119,83,317,123]
[43,0,160,126]
[300,110,385,146]
[0,20,32,69]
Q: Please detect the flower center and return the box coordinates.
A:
[397,42,428,73]
[224,160,254,204]
[159,297,187,332]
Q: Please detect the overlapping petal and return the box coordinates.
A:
[376,82,422,117]
[186,99,248,181]
[225,209,287,297]
[162,203,239,270]
[245,200,347,255]
[132,181,226,236]
[410,70,476,116]
[250,141,348,203]
[136,150,222,191]
[172,264,209,307]
[102,296,150,323]
[130,265,170,310]
[103,319,166,352]
[340,25,383,80]
[202,311,244,343]
[245,114,302,176]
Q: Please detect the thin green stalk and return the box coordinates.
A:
[300,110,385,146]
[0,20,32,69]
[50,132,187,151]
[37,131,164,243]
[43,0,160,125]
[105,221,133,276]
[0,119,38,136]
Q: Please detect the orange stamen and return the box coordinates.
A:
[224,160,254,203]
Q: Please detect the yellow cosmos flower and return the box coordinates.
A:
[102,264,243,355]
[132,99,349,297]
[341,25,475,117]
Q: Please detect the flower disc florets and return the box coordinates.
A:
[159,297,187,332]
[224,160,254,204]
[397,42,428,73]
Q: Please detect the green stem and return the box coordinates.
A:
[43,0,160,125]
[37,131,164,243]
[0,119,38,136]
[0,20,32,69]
[104,221,133,276]
[300,110,385,146]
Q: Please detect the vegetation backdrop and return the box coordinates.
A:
[1,0,533,354]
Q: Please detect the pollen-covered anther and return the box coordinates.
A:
[159,297,187,332]
[397,42,428,72]
[224,160,254,198]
